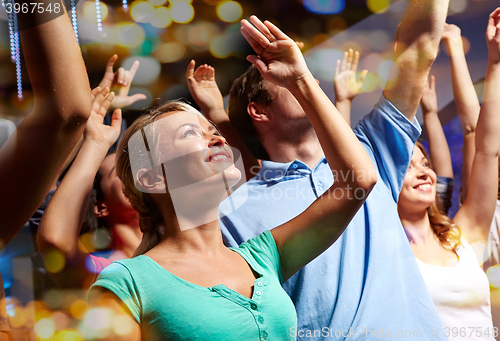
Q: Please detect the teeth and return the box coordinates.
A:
[211,155,229,161]
[417,184,431,190]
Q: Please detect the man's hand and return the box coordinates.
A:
[98,55,147,109]
[240,15,311,89]
[420,75,438,115]
[334,49,367,103]
[186,60,225,114]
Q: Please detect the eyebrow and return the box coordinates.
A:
[109,166,115,176]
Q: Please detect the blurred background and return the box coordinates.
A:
[1,0,500,339]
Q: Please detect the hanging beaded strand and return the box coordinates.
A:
[7,0,22,99]
[95,0,102,31]
[122,0,127,10]
[70,0,79,42]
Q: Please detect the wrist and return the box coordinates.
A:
[82,136,113,153]
[288,71,316,96]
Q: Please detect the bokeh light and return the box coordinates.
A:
[171,2,194,24]
[210,36,232,58]
[122,56,161,84]
[188,24,210,45]
[216,1,243,23]
[70,300,88,320]
[114,22,146,48]
[360,72,379,93]
[54,330,83,341]
[44,289,64,310]
[35,317,56,339]
[150,6,172,28]
[153,42,186,63]
[83,1,109,23]
[46,250,66,273]
[130,1,155,23]
[148,0,167,6]
[449,0,468,15]
[367,0,390,13]
[303,0,345,14]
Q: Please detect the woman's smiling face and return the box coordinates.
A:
[147,110,241,192]
[398,145,437,212]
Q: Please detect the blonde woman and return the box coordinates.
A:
[86,16,376,340]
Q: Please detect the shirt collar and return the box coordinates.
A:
[257,157,326,182]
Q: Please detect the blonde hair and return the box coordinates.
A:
[415,142,462,252]
[116,100,204,256]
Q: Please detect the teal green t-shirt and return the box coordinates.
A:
[90,230,297,340]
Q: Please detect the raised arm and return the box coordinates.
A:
[442,23,481,202]
[453,8,500,248]
[240,16,376,281]
[334,49,367,125]
[37,88,121,289]
[383,0,450,121]
[0,0,92,246]
[421,75,454,178]
[186,60,261,181]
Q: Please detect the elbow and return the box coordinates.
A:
[352,167,377,200]
[36,227,72,257]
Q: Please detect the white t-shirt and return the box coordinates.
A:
[417,238,495,341]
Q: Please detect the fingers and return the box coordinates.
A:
[346,49,354,70]
[263,19,289,40]
[105,55,118,75]
[128,60,140,81]
[91,86,102,99]
[430,75,436,91]
[207,65,215,81]
[249,15,274,42]
[358,69,368,87]
[187,59,195,81]
[241,18,270,54]
[246,55,267,75]
[352,50,359,72]
[116,67,126,86]
[126,93,147,106]
[110,109,123,130]
[98,92,115,117]
[340,51,347,72]
[295,41,305,50]
[334,60,340,78]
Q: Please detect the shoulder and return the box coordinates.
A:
[234,231,283,282]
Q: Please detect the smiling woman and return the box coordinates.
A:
[85,13,376,341]
[396,9,500,339]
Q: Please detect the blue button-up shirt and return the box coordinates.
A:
[219,96,446,340]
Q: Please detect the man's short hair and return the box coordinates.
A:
[228,65,271,161]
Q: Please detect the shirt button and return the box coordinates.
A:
[292,164,298,169]
[258,316,264,324]
[257,282,263,287]
[262,331,268,340]
[255,291,261,296]
[250,303,257,310]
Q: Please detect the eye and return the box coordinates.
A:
[181,128,201,138]
[422,160,429,167]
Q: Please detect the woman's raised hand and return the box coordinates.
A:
[240,15,311,89]
[85,87,122,148]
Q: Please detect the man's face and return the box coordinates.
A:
[263,81,309,124]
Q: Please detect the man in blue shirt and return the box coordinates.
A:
[219,0,451,340]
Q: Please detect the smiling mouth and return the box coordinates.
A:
[205,150,232,163]
[414,183,432,191]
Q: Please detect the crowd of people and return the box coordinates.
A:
[1,0,500,339]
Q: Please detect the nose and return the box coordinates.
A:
[206,132,226,148]
[416,167,430,179]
